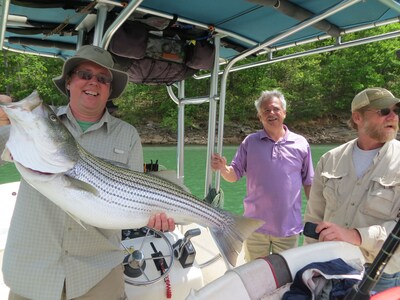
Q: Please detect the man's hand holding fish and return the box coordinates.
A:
[0,95,11,125]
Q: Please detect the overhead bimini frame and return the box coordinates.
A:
[194,17,400,80]
[1,0,400,197]
[208,0,364,194]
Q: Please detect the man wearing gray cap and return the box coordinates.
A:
[0,45,175,300]
[304,87,400,292]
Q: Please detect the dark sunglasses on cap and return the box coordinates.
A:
[72,70,112,85]
[366,107,400,116]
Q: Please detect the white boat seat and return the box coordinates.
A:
[230,254,291,299]
[186,254,292,300]
[186,241,365,300]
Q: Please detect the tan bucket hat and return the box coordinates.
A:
[53,45,129,100]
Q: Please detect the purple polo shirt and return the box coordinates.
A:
[231,126,314,237]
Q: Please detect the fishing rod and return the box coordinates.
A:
[344,218,400,299]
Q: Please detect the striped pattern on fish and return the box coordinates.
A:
[1,91,264,266]
[66,144,238,230]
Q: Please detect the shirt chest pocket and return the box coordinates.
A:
[321,172,346,212]
[97,146,131,169]
[360,178,400,220]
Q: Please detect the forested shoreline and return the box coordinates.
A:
[1,24,400,140]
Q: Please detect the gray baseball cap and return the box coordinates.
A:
[351,87,400,112]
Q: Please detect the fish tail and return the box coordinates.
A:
[211,214,264,266]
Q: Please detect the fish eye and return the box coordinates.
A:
[49,114,58,122]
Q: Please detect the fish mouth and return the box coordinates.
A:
[0,98,42,112]
[28,168,54,175]
[17,161,57,177]
[4,148,54,176]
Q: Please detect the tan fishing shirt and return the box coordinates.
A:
[304,139,400,274]
[1,105,143,300]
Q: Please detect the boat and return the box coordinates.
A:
[1,0,400,299]
[0,180,370,300]
[3,180,242,299]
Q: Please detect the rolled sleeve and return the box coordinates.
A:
[357,221,394,256]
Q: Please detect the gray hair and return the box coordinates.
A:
[254,90,287,112]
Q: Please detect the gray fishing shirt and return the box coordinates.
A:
[0,105,143,300]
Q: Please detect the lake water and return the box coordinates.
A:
[143,144,337,215]
[0,144,337,215]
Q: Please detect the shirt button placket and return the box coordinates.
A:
[272,143,278,159]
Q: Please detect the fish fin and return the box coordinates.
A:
[211,213,264,267]
[66,176,99,196]
[63,177,91,229]
[148,170,191,193]
[65,211,88,230]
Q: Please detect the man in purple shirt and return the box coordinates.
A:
[211,90,314,261]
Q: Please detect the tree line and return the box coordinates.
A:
[1,24,400,131]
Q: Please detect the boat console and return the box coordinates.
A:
[122,227,204,300]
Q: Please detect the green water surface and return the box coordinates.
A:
[0,144,337,215]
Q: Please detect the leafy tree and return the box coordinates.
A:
[1,22,400,133]
[0,50,63,103]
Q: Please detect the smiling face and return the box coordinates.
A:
[67,61,112,122]
[257,96,286,133]
[353,104,399,148]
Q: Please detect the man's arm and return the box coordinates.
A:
[315,221,362,245]
[304,160,326,223]
[0,95,12,126]
[0,95,12,166]
[303,184,311,200]
[211,153,238,182]
[303,160,327,244]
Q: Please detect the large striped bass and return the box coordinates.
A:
[0,91,264,266]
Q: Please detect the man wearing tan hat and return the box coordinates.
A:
[0,45,175,300]
[304,87,400,292]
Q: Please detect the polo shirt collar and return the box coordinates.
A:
[259,124,293,142]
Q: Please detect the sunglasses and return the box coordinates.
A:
[73,70,112,85]
[366,107,400,116]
